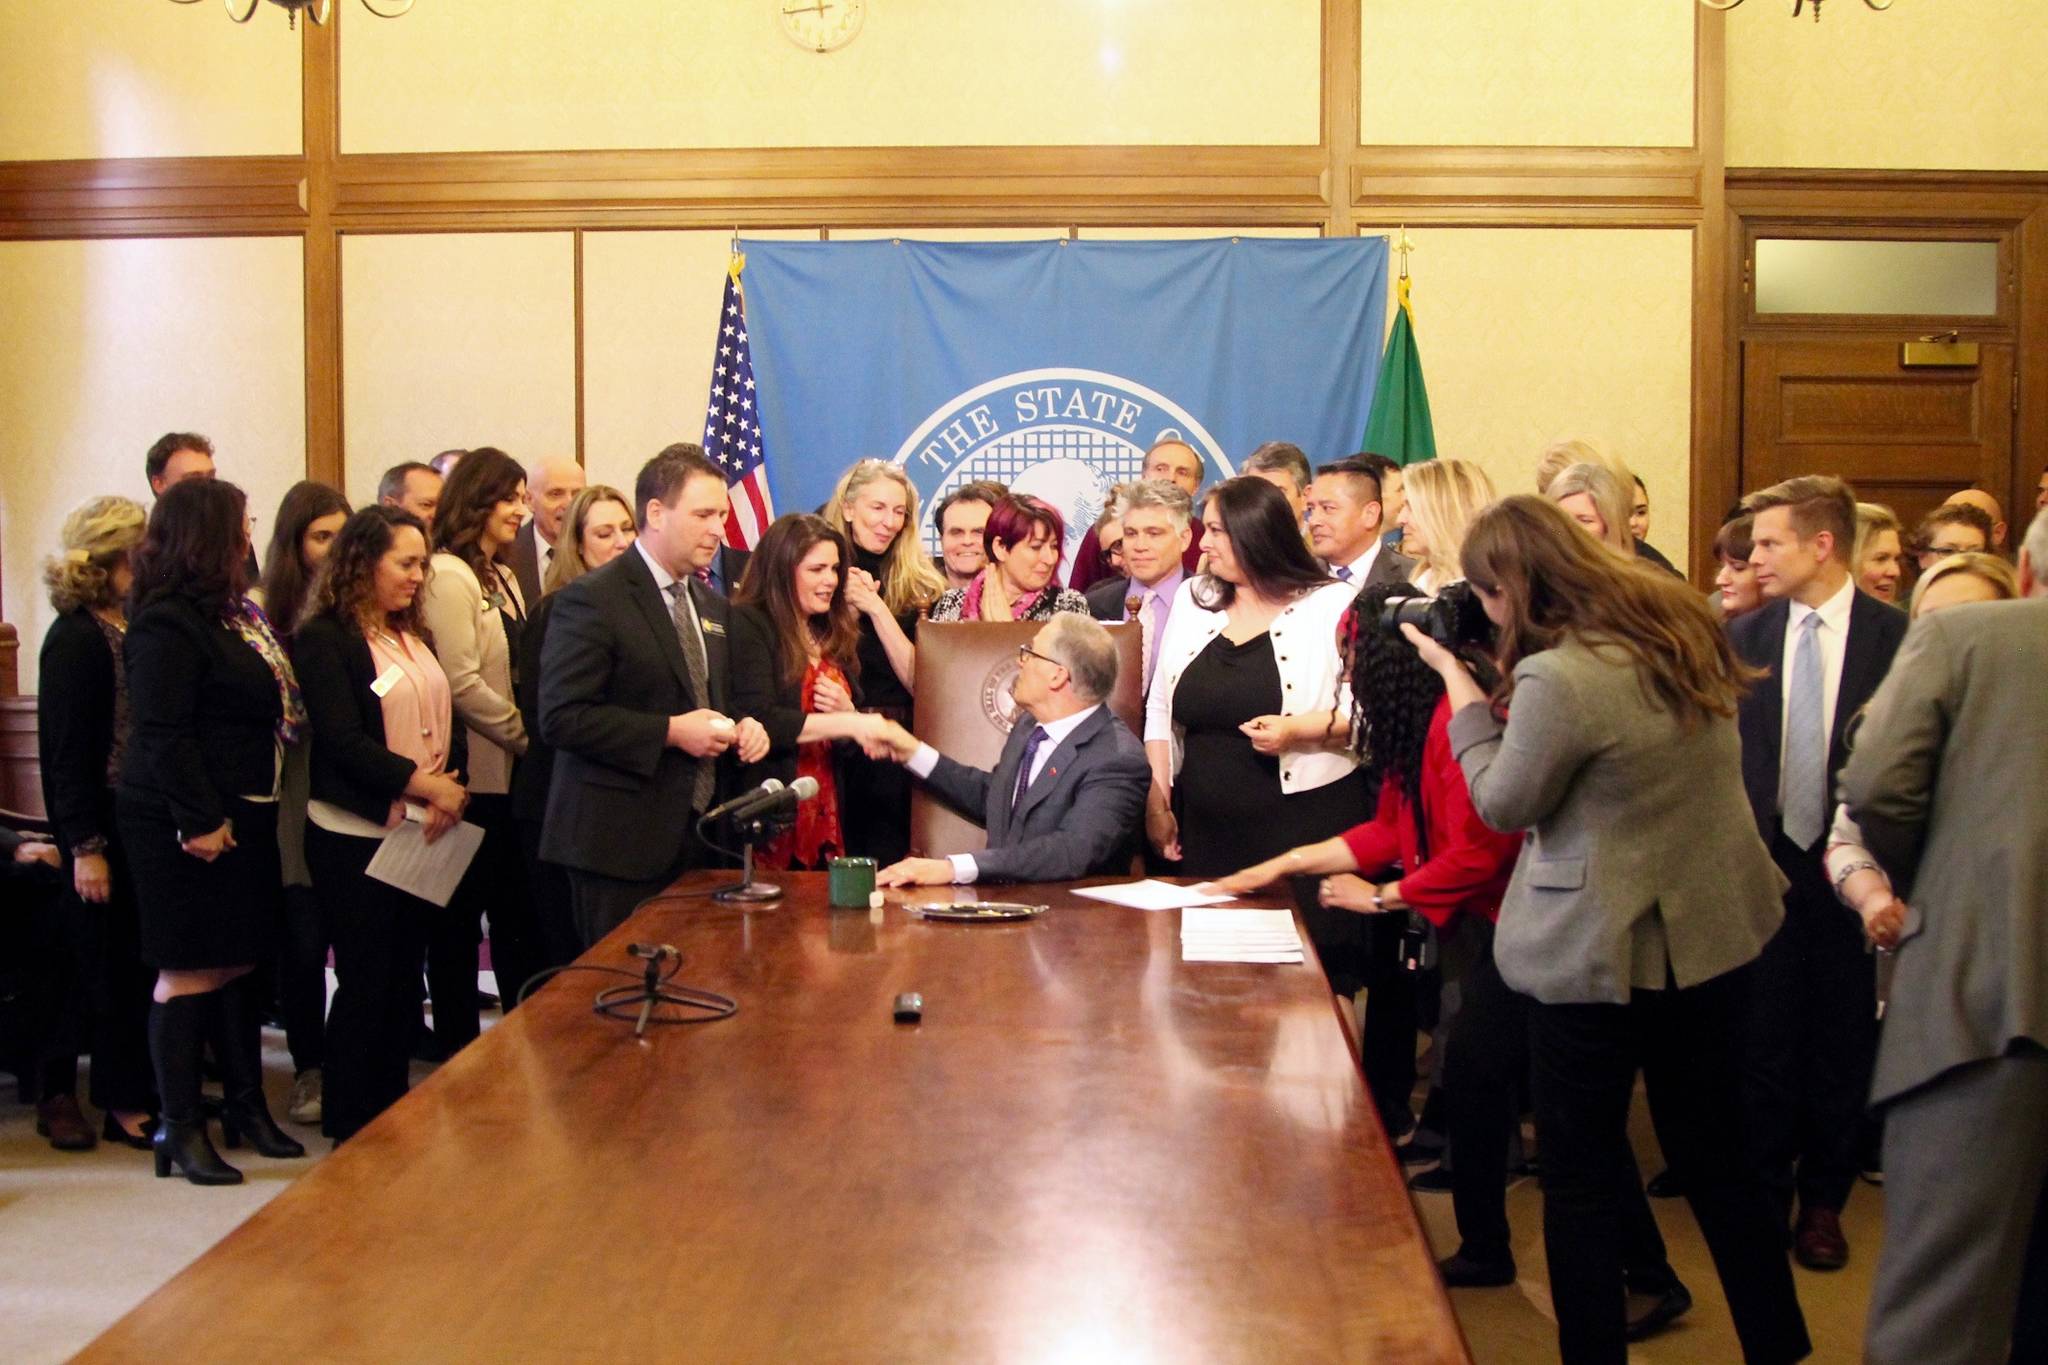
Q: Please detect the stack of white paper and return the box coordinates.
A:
[1073,879,1237,912]
[1180,907,1305,964]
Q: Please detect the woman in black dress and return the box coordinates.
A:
[117,479,307,1185]
[1142,477,1369,977]
[35,495,157,1152]
[822,460,943,866]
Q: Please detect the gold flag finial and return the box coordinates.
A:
[1393,225,1416,281]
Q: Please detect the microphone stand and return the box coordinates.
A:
[703,810,786,904]
[593,944,737,1037]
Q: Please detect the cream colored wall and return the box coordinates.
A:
[0,237,306,695]
[1359,227,1696,565]
[1360,0,1694,148]
[340,233,577,509]
[1726,1,2048,170]
[0,1,300,161]
[341,0,1320,154]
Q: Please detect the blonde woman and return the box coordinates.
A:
[1395,459,1498,594]
[1537,440,1683,574]
[822,458,945,864]
[1548,461,1637,560]
[1852,503,1905,605]
[35,497,156,1155]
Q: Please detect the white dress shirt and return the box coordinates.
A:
[637,539,706,655]
[1777,574,1855,814]
[907,703,1102,884]
[1335,539,1382,585]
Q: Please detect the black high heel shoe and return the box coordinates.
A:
[153,1118,243,1185]
[219,1091,306,1159]
[102,1112,158,1151]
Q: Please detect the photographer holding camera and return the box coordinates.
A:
[1409,496,1809,1365]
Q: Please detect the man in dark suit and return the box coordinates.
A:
[1727,473,1908,1271]
[699,543,751,598]
[1305,456,1417,591]
[1085,479,1194,697]
[538,444,768,947]
[505,454,585,606]
[868,614,1150,887]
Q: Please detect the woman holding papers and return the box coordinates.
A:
[297,506,469,1144]
[118,479,307,1184]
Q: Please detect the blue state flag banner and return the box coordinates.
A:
[742,237,1388,562]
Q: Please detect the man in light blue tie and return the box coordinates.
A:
[869,614,1150,888]
[1727,474,1908,1272]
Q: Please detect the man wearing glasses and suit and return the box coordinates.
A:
[865,614,1149,887]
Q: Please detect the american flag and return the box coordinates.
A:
[702,254,775,549]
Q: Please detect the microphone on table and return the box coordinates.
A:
[699,778,783,825]
[699,776,820,906]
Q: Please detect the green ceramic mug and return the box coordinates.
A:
[828,857,878,909]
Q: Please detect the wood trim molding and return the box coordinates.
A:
[1353,145,1707,218]
[303,14,343,490]
[1321,0,1362,236]
[1689,4,1733,583]
[0,156,307,238]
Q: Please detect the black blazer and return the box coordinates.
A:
[296,614,466,829]
[538,548,733,881]
[505,520,545,611]
[119,594,284,836]
[510,591,559,825]
[37,608,120,854]
[1726,587,1908,851]
[1084,575,1140,622]
[707,545,752,598]
[727,603,804,791]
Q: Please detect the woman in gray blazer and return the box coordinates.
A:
[1404,496,1810,1365]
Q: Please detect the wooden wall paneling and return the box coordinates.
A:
[1322,0,1361,237]
[304,13,342,490]
[0,156,307,239]
[2021,203,2048,516]
[572,228,585,467]
[1690,4,1732,582]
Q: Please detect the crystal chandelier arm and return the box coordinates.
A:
[1696,0,1748,9]
[224,0,260,20]
[1864,0,1895,8]
[361,0,416,15]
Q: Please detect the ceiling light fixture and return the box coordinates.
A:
[168,0,414,29]
[1699,0,1893,17]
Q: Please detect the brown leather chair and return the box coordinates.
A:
[909,619,1143,858]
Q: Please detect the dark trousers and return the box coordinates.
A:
[452,793,545,1011]
[308,825,428,1142]
[82,850,160,1114]
[1358,915,1420,1131]
[1746,828,1878,1219]
[1446,933,1666,1275]
[566,829,712,950]
[1530,965,1810,1365]
[277,884,327,1074]
[516,816,581,974]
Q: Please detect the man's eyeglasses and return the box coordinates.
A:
[1017,644,1063,669]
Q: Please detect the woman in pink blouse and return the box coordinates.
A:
[294,507,469,1143]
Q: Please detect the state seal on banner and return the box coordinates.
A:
[891,368,1234,569]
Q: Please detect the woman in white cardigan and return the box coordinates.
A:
[418,447,539,1048]
[1144,477,1365,911]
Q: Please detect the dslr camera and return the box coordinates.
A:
[1378,581,1494,650]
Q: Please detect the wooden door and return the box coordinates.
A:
[1741,338,2015,535]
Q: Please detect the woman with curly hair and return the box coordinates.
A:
[34,496,156,1154]
[116,478,307,1184]
[822,459,945,863]
[295,506,469,1142]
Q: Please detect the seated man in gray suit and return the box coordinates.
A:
[1839,505,2048,1365]
[869,613,1149,886]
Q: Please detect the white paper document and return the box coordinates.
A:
[1072,878,1238,912]
[1180,907,1305,964]
[364,818,486,908]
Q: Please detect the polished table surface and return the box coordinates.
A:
[80,874,1469,1363]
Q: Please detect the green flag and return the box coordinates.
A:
[1360,275,1436,467]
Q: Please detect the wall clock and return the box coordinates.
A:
[779,0,865,53]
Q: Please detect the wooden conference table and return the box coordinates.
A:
[81,874,1469,1363]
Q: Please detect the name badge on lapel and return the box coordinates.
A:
[369,664,404,698]
[701,618,726,637]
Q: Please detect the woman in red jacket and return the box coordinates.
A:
[1215,583,1688,1319]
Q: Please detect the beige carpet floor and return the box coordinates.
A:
[2,985,1885,1363]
